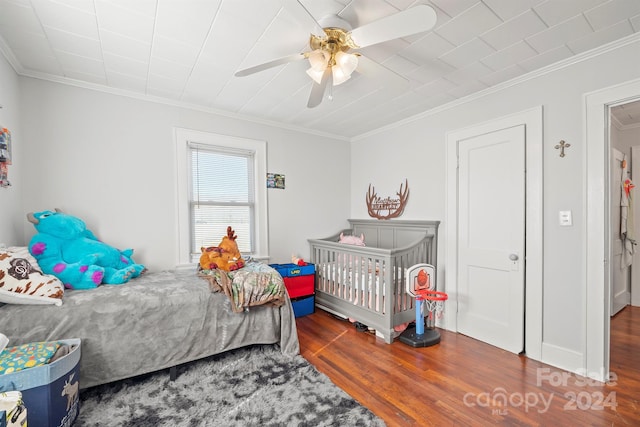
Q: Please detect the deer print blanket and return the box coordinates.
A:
[198,261,286,313]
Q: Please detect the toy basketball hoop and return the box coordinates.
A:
[399,264,448,348]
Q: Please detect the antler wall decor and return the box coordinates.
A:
[366,179,409,220]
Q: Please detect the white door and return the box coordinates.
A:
[456,125,526,354]
[611,147,631,315]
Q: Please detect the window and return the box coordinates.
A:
[190,144,254,253]
[175,128,268,266]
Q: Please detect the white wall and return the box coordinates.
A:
[18,78,350,271]
[0,53,22,246]
[350,38,640,372]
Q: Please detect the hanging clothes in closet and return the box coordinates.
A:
[620,154,636,268]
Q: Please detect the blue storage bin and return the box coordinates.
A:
[292,295,315,318]
[270,263,315,277]
[0,338,80,427]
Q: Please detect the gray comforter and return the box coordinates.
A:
[0,269,299,389]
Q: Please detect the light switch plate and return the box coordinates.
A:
[559,210,572,226]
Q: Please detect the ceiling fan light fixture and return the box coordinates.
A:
[306,67,325,84]
[307,49,329,71]
[332,66,351,85]
[332,51,358,86]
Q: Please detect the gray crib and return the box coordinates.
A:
[308,219,439,343]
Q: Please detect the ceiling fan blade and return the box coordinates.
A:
[280,0,326,37]
[307,67,333,108]
[349,5,437,49]
[235,53,306,77]
[356,55,409,91]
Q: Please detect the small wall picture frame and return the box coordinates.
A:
[0,126,11,165]
[267,173,285,189]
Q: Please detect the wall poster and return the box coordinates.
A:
[0,126,11,188]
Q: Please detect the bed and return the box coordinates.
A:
[0,261,299,389]
[308,219,439,343]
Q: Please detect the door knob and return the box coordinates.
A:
[509,254,519,261]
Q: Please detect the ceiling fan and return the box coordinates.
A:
[234,0,438,108]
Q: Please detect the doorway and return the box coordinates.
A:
[610,101,640,313]
[445,106,543,361]
[585,78,640,382]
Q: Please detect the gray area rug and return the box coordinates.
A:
[76,344,386,426]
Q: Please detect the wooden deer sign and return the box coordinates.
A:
[366,179,409,220]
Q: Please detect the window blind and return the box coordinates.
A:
[189,143,255,254]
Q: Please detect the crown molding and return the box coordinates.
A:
[0,35,24,76]
[352,32,640,142]
[21,69,350,141]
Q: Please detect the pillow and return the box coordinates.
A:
[0,247,64,306]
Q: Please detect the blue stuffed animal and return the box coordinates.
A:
[27,209,146,290]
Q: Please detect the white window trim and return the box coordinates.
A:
[174,127,269,267]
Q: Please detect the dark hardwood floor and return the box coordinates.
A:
[296,306,640,426]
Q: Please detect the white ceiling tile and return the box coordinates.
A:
[585,0,640,31]
[436,2,503,46]
[360,39,410,63]
[444,61,493,85]
[152,35,200,66]
[154,0,220,46]
[106,70,147,93]
[0,28,52,54]
[148,56,191,81]
[399,32,456,63]
[440,38,495,69]
[147,72,186,95]
[568,20,633,54]
[146,80,184,100]
[631,14,640,31]
[518,44,572,72]
[481,10,547,51]
[239,70,309,116]
[526,15,594,53]
[55,50,105,76]
[102,0,158,17]
[0,1,42,34]
[479,64,526,86]
[429,0,479,17]
[199,9,273,72]
[48,0,96,14]
[339,0,399,30]
[405,59,455,85]
[234,9,310,71]
[381,54,420,75]
[30,0,99,39]
[386,0,422,10]
[481,41,537,71]
[11,49,62,74]
[417,92,457,110]
[95,0,155,43]
[482,0,545,21]
[533,0,608,27]
[448,79,488,98]
[0,0,637,137]
[428,4,454,31]
[414,77,457,96]
[100,29,151,63]
[103,52,148,79]
[299,0,349,25]
[44,26,101,60]
[63,69,107,85]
